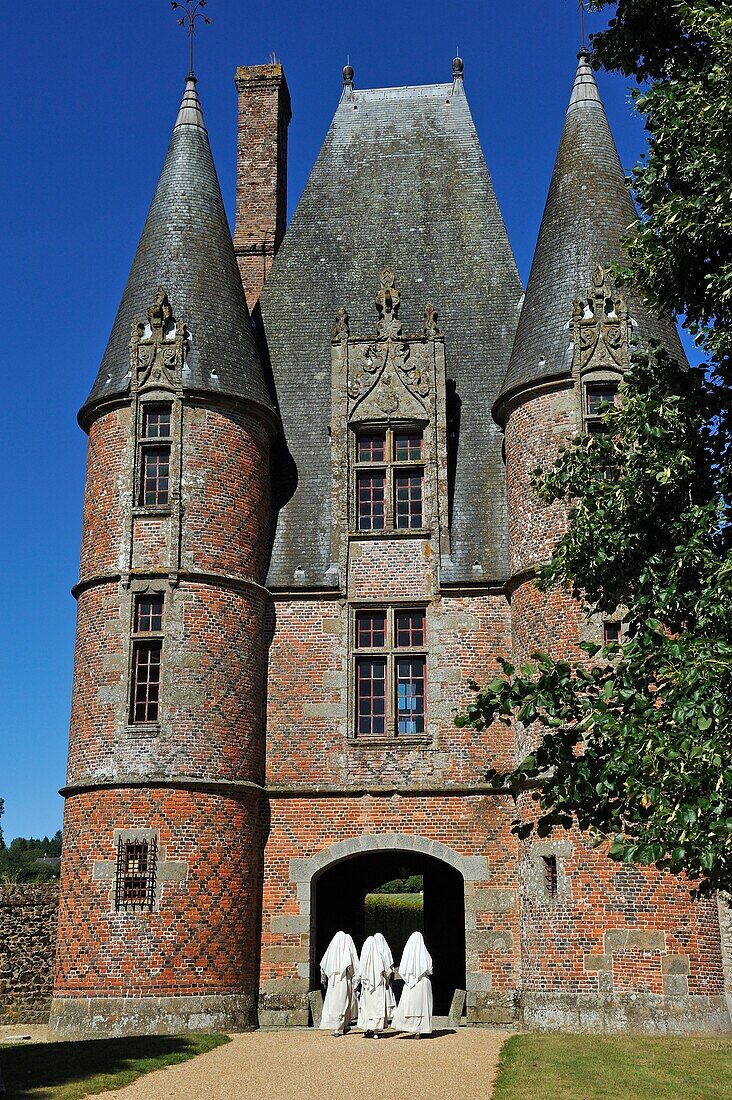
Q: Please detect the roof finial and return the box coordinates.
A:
[171,1,211,78]
[342,59,355,102]
[578,0,587,52]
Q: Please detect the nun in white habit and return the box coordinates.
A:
[392,931,433,1037]
[373,932,396,1019]
[356,936,390,1036]
[320,930,359,1035]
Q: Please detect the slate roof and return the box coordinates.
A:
[496,52,685,417]
[259,77,523,588]
[81,77,274,425]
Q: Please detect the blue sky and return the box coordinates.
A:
[0,0,689,841]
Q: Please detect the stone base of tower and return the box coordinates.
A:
[48,992,258,1039]
[520,991,731,1035]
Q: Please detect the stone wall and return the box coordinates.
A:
[0,883,58,1023]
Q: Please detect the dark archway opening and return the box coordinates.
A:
[312,850,466,1016]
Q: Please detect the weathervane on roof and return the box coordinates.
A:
[171,1,211,78]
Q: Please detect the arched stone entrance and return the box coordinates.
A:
[293,834,487,1017]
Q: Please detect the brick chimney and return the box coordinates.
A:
[234,64,291,311]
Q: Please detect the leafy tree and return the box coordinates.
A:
[457,1,732,896]
[0,798,5,851]
[0,830,62,883]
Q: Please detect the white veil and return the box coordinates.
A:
[373,932,394,970]
[397,931,432,988]
[358,935,388,993]
[320,930,359,982]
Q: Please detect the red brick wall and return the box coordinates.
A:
[57,395,272,1019]
[265,593,513,787]
[504,385,726,1009]
[79,408,130,582]
[54,788,264,999]
[181,406,271,579]
[504,386,575,582]
[261,795,520,992]
[233,64,291,310]
[519,833,724,997]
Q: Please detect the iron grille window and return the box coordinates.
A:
[115,837,158,912]
[354,427,425,531]
[542,855,558,898]
[354,607,427,737]
[129,593,164,725]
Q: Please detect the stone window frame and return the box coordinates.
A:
[123,580,170,738]
[131,395,181,519]
[525,840,572,904]
[581,372,621,437]
[349,601,430,742]
[128,592,165,726]
[351,421,429,535]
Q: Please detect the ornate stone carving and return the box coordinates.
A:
[394,347,430,397]
[423,302,440,338]
[572,266,630,371]
[129,288,187,390]
[348,342,386,399]
[375,266,403,339]
[332,306,349,340]
[374,374,400,414]
[344,268,434,411]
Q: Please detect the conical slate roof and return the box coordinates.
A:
[496,52,684,418]
[260,76,523,587]
[81,76,274,424]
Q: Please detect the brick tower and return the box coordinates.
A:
[493,54,728,1031]
[49,75,278,1037]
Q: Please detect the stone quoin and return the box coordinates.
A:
[50,51,732,1037]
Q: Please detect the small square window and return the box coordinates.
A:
[603,621,622,644]
[393,432,423,461]
[357,433,386,463]
[586,385,618,417]
[142,406,172,438]
[395,609,426,648]
[356,610,387,648]
[135,595,163,633]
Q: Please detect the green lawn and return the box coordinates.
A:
[493,1034,732,1100]
[0,1032,230,1099]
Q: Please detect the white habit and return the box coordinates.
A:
[320,930,359,1032]
[392,931,433,1035]
[356,936,390,1032]
[373,931,396,1019]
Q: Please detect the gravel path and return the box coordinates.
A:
[100,1027,509,1100]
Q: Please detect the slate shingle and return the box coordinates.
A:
[260,79,523,588]
[82,77,274,424]
[497,53,684,416]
